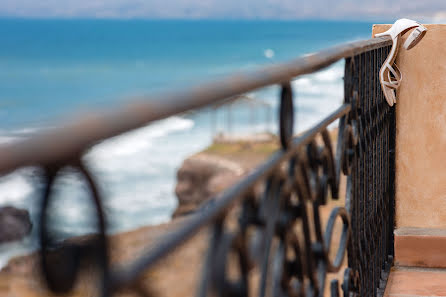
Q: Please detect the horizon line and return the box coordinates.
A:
[0,16,395,22]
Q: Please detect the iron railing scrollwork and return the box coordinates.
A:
[39,162,111,295]
[0,36,394,297]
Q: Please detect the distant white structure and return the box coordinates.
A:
[211,95,273,139]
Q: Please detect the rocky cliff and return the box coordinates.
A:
[173,134,278,217]
[0,206,32,244]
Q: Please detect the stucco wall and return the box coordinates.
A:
[372,24,446,229]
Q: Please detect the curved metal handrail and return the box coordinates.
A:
[0,36,390,176]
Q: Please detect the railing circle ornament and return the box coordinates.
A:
[39,162,110,296]
[279,82,294,150]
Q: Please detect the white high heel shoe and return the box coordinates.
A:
[375,19,427,106]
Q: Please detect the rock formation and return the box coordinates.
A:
[173,154,244,217]
[0,206,32,244]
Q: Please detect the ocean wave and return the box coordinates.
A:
[85,116,195,176]
[0,125,55,144]
[0,171,34,205]
[312,65,344,82]
[293,62,343,92]
[0,238,37,269]
[0,115,195,222]
[88,116,194,158]
[0,135,19,144]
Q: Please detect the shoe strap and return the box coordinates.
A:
[382,63,402,89]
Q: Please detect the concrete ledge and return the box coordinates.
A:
[395,227,446,268]
[373,25,446,230]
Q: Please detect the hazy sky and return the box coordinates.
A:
[0,0,445,20]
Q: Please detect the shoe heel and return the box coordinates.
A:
[375,29,392,37]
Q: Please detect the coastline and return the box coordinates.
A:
[1,216,207,296]
[0,133,280,296]
[0,130,344,296]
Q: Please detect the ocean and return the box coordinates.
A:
[0,19,378,266]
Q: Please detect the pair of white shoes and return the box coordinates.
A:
[375,19,427,106]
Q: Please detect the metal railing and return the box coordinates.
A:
[0,36,394,297]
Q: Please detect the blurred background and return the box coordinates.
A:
[0,0,444,268]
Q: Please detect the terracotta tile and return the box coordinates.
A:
[395,228,446,268]
[384,267,446,297]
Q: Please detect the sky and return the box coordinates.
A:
[0,0,445,20]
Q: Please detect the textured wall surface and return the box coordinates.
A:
[372,24,446,229]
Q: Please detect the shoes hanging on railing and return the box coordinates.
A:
[375,18,427,106]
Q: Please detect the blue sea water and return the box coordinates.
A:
[0,19,377,265]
